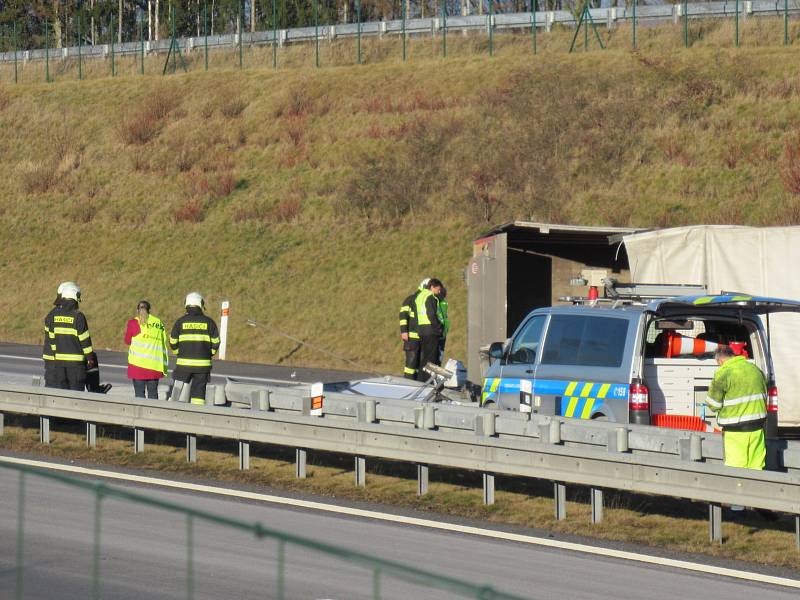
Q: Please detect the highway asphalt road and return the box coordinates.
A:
[0,464,798,600]
[0,342,368,395]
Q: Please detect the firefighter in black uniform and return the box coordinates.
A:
[169,292,220,405]
[42,282,72,387]
[399,278,429,380]
[44,282,94,391]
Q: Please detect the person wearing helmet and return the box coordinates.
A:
[398,278,430,380]
[125,300,169,399]
[42,282,73,386]
[169,293,220,405]
[44,282,94,391]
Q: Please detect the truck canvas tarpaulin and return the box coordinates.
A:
[623,225,800,427]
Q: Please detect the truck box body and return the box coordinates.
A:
[624,226,800,427]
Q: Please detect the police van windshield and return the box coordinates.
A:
[541,315,629,368]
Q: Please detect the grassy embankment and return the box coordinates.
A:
[2,17,800,569]
[3,19,800,372]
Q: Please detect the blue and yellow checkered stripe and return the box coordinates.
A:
[481,377,626,419]
[558,381,612,419]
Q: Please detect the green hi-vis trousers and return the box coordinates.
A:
[723,428,766,470]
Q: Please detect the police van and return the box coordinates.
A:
[480,285,800,434]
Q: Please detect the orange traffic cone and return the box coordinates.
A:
[661,331,724,358]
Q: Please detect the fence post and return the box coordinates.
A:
[45,19,50,83]
[314,0,320,68]
[632,0,636,49]
[402,0,407,61]
[683,0,688,48]
[77,15,82,80]
[735,0,740,47]
[139,15,145,74]
[13,21,18,84]
[357,0,362,64]
[785,0,789,45]
[441,0,447,58]
[204,1,209,71]
[238,9,243,69]
[532,0,537,54]
[488,0,494,56]
[272,0,278,68]
[111,14,116,77]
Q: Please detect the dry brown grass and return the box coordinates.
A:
[118,87,181,145]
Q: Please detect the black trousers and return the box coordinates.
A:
[51,365,86,391]
[43,361,58,387]
[174,370,210,405]
[403,339,420,380]
[417,335,442,381]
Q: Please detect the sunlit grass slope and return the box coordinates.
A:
[3,20,800,372]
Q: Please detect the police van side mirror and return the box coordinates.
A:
[488,342,505,360]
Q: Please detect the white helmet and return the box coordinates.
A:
[419,278,431,289]
[185,292,205,309]
[60,282,81,302]
[57,281,76,296]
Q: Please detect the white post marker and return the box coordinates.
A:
[310,382,324,416]
[218,300,230,360]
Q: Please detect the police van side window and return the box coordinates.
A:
[508,316,546,364]
[541,315,629,368]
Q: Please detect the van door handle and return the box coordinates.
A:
[525,369,534,374]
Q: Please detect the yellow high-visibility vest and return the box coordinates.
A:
[128,315,169,375]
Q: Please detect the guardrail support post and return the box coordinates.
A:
[610,427,629,453]
[134,428,144,453]
[0,413,4,437]
[239,441,250,470]
[32,375,42,386]
[554,482,566,520]
[590,488,603,523]
[187,434,197,463]
[355,455,366,487]
[86,422,96,447]
[709,503,722,543]
[296,448,307,478]
[483,472,495,505]
[358,399,376,423]
[794,515,799,551]
[417,464,429,496]
[39,416,50,444]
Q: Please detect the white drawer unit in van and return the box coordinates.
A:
[644,358,718,416]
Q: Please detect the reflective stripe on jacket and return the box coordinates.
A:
[127,315,169,378]
[45,303,93,366]
[705,355,767,427]
[169,308,220,373]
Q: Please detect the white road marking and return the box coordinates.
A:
[0,354,306,384]
[0,455,797,590]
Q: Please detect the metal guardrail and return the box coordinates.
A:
[1,1,800,64]
[0,459,525,600]
[0,382,798,547]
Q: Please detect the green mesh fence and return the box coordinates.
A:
[1,460,527,600]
